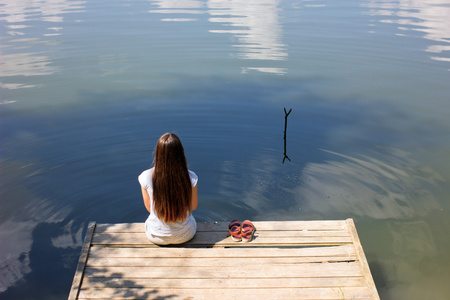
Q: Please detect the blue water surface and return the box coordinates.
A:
[1,0,450,299]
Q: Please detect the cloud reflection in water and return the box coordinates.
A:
[224,147,444,221]
[208,0,288,74]
[362,0,450,67]
[0,160,78,293]
[148,0,205,21]
[298,149,443,219]
[0,0,87,98]
[0,0,86,27]
[148,0,289,75]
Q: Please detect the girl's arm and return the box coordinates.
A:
[191,184,198,211]
[141,186,151,212]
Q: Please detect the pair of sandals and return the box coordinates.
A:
[228,219,255,242]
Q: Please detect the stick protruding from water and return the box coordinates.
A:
[283,108,292,164]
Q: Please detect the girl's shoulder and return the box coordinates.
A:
[138,168,154,189]
[188,169,198,187]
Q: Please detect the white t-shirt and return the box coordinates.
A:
[138,168,198,237]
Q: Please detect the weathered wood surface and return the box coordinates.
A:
[69,219,380,300]
[92,221,352,248]
[68,221,95,300]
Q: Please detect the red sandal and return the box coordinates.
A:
[241,220,255,242]
[228,219,241,242]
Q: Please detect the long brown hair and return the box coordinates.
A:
[152,133,192,223]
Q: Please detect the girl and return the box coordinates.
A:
[138,133,198,245]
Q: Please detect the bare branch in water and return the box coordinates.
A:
[283,108,292,163]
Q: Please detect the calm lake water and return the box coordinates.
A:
[1,0,450,299]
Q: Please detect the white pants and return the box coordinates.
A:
[145,219,197,245]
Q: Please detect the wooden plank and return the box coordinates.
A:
[91,230,352,242]
[83,276,365,288]
[68,221,96,300]
[91,232,353,247]
[346,218,380,300]
[222,220,348,231]
[88,245,356,258]
[86,255,357,267]
[252,230,350,237]
[78,286,372,300]
[94,220,348,233]
[84,262,362,278]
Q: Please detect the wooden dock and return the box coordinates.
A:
[68,219,379,299]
